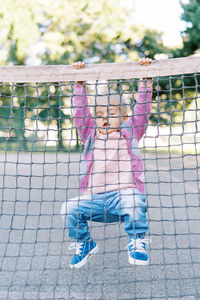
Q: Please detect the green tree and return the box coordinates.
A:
[0,84,13,148]
[0,0,167,150]
[1,0,182,148]
[170,0,200,58]
[0,0,167,65]
[0,83,33,150]
[163,0,200,128]
[34,83,72,151]
[125,29,168,60]
[180,0,200,56]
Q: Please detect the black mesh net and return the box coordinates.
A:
[0,72,200,299]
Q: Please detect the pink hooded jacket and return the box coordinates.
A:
[73,84,152,194]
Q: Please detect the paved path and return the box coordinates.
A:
[0,152,199,299]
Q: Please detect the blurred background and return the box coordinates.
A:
[0,0,199,152]
[0,0,198,65]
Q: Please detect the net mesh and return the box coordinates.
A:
[0,63,200,299]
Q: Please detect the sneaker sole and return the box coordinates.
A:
[70,245,99,269]
[128,256,149,266]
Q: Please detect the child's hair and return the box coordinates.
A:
[93,94,129,117]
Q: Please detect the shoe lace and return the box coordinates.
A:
[68,242,84,255]
[125,238,151,252]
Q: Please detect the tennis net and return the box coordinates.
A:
[0,56,200,299]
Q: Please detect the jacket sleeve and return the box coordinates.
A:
[73,84,95,144]
[126,85,153,142]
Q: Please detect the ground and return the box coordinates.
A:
[0,152,199,299]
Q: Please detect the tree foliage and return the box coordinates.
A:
[0,0,198,150]
[180,0,200,56]
[0,0,168,150]
[1,0,163,65]
[170,0,200,58]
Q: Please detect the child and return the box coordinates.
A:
[61,58,153,269]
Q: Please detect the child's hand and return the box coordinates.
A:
[72,61,85,84]
[139,57,153,88]
[72,61,85,69]
[139,57,152,66]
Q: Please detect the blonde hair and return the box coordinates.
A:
[93,94,128,117]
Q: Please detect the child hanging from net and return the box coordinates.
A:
[61,58,153,269]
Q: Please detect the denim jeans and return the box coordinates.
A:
[61,188,148,241]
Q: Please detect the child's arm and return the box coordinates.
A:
[72,62,95,144]
[132,78,153,141]
[127,58,153,142]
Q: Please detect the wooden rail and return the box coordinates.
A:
[0,56,200,82]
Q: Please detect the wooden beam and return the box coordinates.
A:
[0,56,200,82]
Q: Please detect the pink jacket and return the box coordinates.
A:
[73,84,152,194]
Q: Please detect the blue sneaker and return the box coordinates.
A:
[69,239,98,269]
[126,238,150,265]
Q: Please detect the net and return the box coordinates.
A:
[0,57,200,299]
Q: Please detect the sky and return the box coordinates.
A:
[126,0,189,47]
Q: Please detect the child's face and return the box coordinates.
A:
[95,103,127,135]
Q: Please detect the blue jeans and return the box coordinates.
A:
[61,188,148,241]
